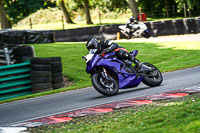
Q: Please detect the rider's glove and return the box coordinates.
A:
[100,48,110,57]
[100,51,106,57]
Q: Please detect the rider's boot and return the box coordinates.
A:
[130,56,153,73]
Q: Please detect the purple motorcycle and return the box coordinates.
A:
[83,49,163,96]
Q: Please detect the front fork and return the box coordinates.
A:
[100,67,111,81]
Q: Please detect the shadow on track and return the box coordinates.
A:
[88,86,152,100]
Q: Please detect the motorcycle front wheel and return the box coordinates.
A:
[92,72,119,96]
[142,63,163,87]
[142,31,150,38]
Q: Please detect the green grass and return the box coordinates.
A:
[28,93,200,133]
[12,17,184,30]
[1,41,200,103]
[11,8,186,30]
[12,8,132,30]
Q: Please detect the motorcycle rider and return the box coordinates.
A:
[125,16,139,35]
[86,38,150,70]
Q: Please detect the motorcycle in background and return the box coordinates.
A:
[119,22,150,39]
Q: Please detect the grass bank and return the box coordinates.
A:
[1,41,200,103]
[28,92,200,133]
[12,8,184,30]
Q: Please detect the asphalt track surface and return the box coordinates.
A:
[0,66,199,126]
[0,34,200,126]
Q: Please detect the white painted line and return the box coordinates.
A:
[0,127,27,133]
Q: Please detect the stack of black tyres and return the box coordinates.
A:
[12,45,34,63]
[30,58,53,93]
[48,57,64,89]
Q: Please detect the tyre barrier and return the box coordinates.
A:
[55,18,200,42]
[12,45,35,63]
[0,30,54,44]
[183,18,198,34]
[55,26,102,42]
[48,57,64,89]
[0,18,199,43]
[0,45,35,66]
[30,57,64,93]
[100,24,121,40]
[0,30,26,44]
[196,17,200,33]
[172,19,186,35]
[30,57,53,93]
[150,21,162,37]
[144,22,154,37]
[25,30,54,44]
[161,20,176,36]
[151,20,176,36]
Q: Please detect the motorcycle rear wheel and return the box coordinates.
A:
[92,72,119,96]
[142,63,163,87]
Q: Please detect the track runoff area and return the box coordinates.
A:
[0,86,199,131]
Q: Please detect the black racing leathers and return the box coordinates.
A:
[97,39,143,67]
[97,40,119,53]
[97,40,134,61]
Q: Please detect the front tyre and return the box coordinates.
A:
[92,73,119,96]
[142,63,163,87]
[142,31,150,38]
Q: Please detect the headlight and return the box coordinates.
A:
[85,54,94,63]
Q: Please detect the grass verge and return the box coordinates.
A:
[27,93,200,133]
[0,41,200,104]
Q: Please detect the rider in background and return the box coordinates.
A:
[86,38,142,68]
[125,16,139,35]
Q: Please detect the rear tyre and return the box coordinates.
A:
[142,63,163,87]
[92,72,119,96]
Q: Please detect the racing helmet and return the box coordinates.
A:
[86,38,98,50]
[129,16,135,23]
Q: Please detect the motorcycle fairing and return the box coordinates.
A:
[86,54,100,73]
[86,52,143,89]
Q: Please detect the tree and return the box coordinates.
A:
[128,0,139,19]
[185,0,198,17]
[83,0,93,24]
[59,0,74,23]
[175,0,200,17]
[0,0,11,29]
[165,0,170,17]
[3,0,56,24]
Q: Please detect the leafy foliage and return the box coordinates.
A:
[2,0,56,24]
[1,0,200,26]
